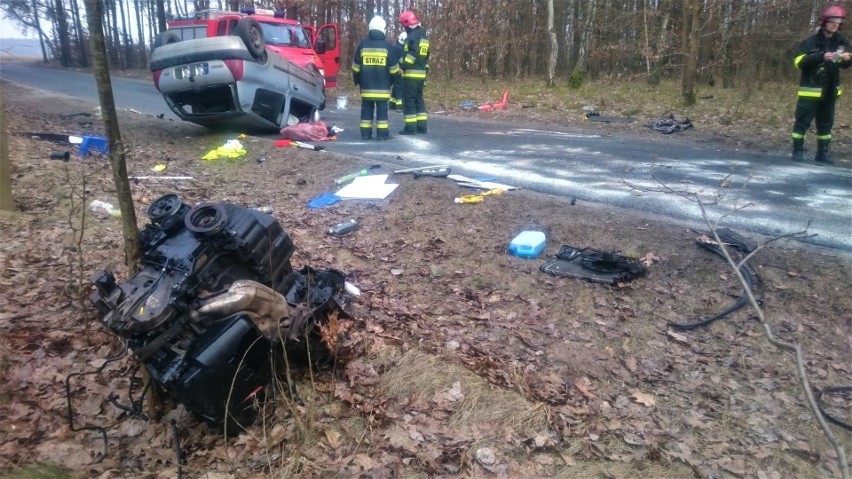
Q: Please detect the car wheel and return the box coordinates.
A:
[152,31,180,50]
[234,18,265,60]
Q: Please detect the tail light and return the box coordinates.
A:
[224,59,244,81]
[152,70,163,91]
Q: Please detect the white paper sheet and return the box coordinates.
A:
[335,174,399,199]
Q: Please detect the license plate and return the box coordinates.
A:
[174,63,209,80]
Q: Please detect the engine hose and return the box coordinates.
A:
[667,231,761,331]
[667,265,757,330]
[65,342,129,461]
[815,386,852,432]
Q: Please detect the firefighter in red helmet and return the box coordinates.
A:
[397,10,430,135]
[790,4,851,163]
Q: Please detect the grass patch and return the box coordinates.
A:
[378,348,549,433]
[0,465,70,479]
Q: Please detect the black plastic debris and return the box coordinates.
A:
[540,246,647,285]
[583,112,637,123]
[645,112,693,134]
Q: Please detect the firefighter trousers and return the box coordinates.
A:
[360,99,390,140]
[792,96,836,140]
[401,78,427,134]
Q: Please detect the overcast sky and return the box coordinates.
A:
[2,13,36,39]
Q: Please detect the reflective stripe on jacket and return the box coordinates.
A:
[794,29,851,99]
[352,30,400,99]
[402,26,429,80]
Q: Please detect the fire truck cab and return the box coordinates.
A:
[162,8,340,87]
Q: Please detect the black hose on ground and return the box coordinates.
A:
[668,228,761,331]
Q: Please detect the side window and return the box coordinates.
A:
[217,20,227,36]
[229,20,238,34]
[318,27,336,50]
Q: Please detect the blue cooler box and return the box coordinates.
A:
[79,136,109,156]
[508,231,546,259]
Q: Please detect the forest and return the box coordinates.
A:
[0,0,840,103]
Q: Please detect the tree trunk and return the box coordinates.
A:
[545,0,557,86]
[82,0,140,274]
[156,0,167,33]
[71,0,89,67]
[54,0,72,66]
[681,0,699,105]
[0,93,13,212]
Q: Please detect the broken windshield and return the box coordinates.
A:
[259,22,312,48]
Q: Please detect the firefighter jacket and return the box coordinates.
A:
[794,29,852,99]
[352,30,400,100]
[401,26,429,80]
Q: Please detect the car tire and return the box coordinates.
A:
[152,31,180,50]
[234,18,265,60]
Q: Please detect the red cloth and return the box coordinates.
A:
[280,121,332,141]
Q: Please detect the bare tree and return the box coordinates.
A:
[82,0,140,273]
[681,0,700,105]
[545,0,557,86]
[0,93,12,212]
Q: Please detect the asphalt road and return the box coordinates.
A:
[2,60,850,252]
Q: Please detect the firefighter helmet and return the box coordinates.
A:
[368,16,386,33]
[819,4,846,25]
[398,31,407,45]
[399,11,419,28]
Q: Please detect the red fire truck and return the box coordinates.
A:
[157,7,340,87]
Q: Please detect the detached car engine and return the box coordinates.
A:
[89,194,349,427]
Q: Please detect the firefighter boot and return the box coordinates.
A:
[815,139,834,164]
[791,138,804,162]
[416,119,428,134]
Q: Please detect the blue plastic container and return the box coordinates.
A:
[508,231,546,259]
[79,136,109,156]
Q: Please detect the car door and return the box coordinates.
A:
[313,24,340,87]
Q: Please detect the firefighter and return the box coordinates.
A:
[389,31,407,112]
[791,4,851,163]
[397,11,430,135]
[352,16,400,140]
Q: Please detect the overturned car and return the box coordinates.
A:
[150,18,326,132]
[89,194,349,427]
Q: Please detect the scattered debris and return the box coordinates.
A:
[49,151,70,161]
[151,164,167,172]
[335,165,382,185]
[583,112,637,123]
[201,139,246,160]
[477,90,509,112]
[454,188,504,204]
[508,231,547,259]
[393,165,450,178]
[280,120,337,141]
[448,174,519,191]
[335,174,398,200]
[645,112,693,134]
[89,200,121,217]
[130,176,193,181]
[328,219,359,235]
[307,192,342,208]
[539,246,647,284]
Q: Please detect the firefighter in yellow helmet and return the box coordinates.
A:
[791,4,851,163]
[397,11,430,135]
[352,16,400,140]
